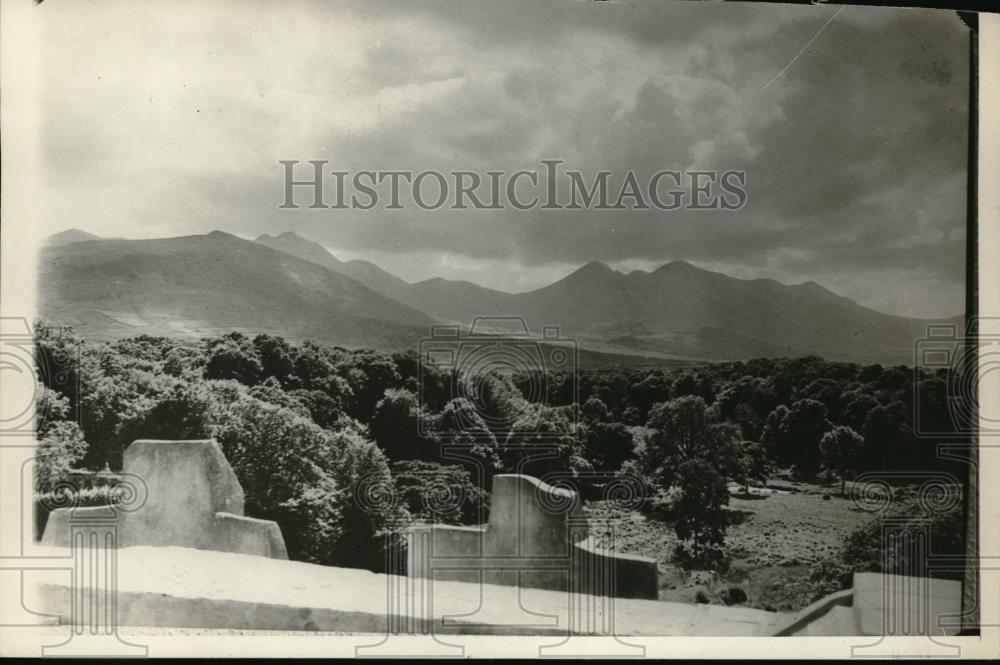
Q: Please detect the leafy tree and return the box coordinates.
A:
[289,388,347,430]
[842,393,879,434]
[878,366,910,391]
[369,389,436,461]
[586,382,619,415]
[204,332,263,385]
[34,321,98,426]
[748,379,780,427]
[416,363,451,414]
[673,458,729,562]
[435,398,502,486]
[461,373,528,432]
[621,405,644,426]
[628,373,672,418]
[392,460,487,525]
[78,371,158,469]
[862,402,912,471]
[126,381,213,441]
[581,396,610,423]
[800,378,842,420]
[915,377,952,435]
[580,421,634,471]
[643,396,739,488]
[670,373,700,400]
[646,395,709,461]
[162,345,205,377]
[777,399,832,476]
[248,377,312,418]
[760,404,789,458]
[670,372,715,403]
[34,388,88,490]
[858,363,884,384]
[391,350,420,383]
[731,440,771,494]
[502,404,590,477]
[342,350,402,422]
[544,368,578,407]
[290,340,337,391]
[437,397,494,439]
[253,334,296,383]
[819,426,864,495]
[728,402,759,441]
[211,394,398,568]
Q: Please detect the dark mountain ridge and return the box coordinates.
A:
[39,229,959,365]
[40,231,434,350]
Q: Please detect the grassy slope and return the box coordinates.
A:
[586,475,898,612]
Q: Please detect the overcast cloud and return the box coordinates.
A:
[36,0,969,318]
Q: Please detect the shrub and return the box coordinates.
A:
[809,501,965,600]
[673,542,731,573]
[34,484,122,541]
[35,422,88,492]
[721,586,747,605]
[35,388,88,491]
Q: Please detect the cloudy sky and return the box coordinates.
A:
[35,0,969,318]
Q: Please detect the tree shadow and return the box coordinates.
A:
[731,490,770,501]
[726,508,754,526]
[765,483,802,493]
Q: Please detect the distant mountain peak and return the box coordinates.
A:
[654,260,699,273]
[255,230,346,271]
[574,260,617,276]
[205,230,243,240]
[790,280,851,305]
[255,230,307,241]
[44,228,101,247]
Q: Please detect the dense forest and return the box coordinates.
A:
[33,322,967,599]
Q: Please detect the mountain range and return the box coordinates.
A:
[43,228,103,247]
[39,228,958,365]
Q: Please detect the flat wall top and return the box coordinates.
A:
[492,474,577,499]
[28,545,788,636]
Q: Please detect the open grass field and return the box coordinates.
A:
[586,475,895,611]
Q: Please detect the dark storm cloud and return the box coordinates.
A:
[37,0,970,318]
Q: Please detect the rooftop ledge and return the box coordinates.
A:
[24,545,789,636]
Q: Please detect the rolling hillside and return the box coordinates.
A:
[39,231,435,350]
[43,228,102,247]
[252,232,949,364]
[40,229,957,364]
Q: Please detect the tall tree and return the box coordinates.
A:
[673,458,730,561]
[643,395,739,488]
[777,399,832,476]
[819,426,864,495]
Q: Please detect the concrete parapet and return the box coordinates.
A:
[40,439,287,560]
[26,545,786,635]
[407,473,659,599]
